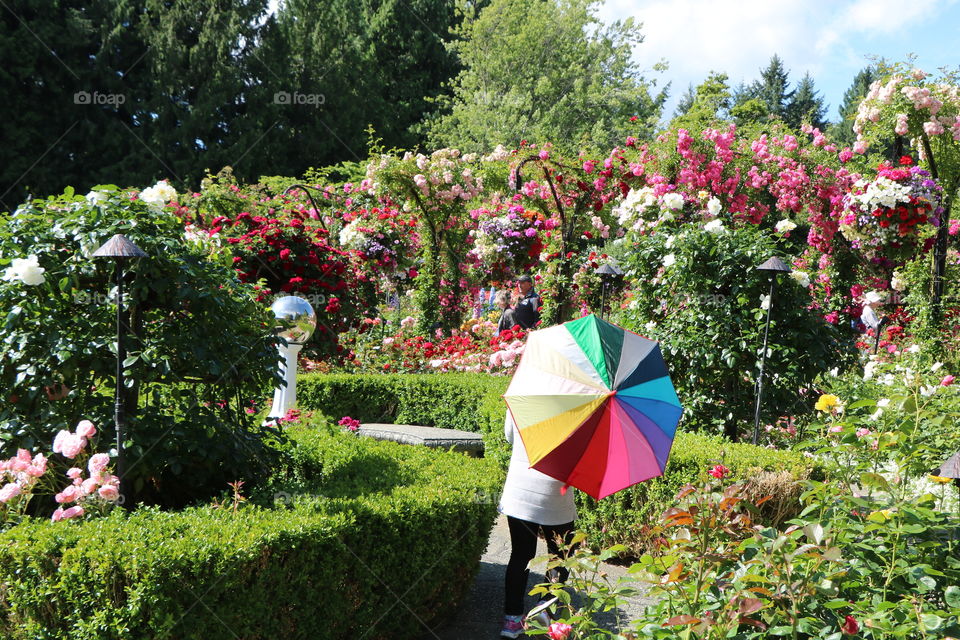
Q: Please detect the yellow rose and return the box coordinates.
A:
[815,394,840,412]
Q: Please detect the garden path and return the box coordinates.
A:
[420,513,657,639]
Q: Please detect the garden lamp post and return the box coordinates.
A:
[595,262,624,320]
[92,234,147,508]
[752,256,792,445]
[267,296,317,422]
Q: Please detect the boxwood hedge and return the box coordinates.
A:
[0,425,503,639]
[297,372,821,554]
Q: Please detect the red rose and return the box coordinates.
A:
[841,615,858,635]
[899,155,913,166]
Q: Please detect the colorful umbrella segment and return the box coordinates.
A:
[503,314,682,500]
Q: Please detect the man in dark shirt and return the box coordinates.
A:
[512,274,541,329]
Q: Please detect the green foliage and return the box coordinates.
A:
[670,72,733,129]
[622,223,854,439]
[421,0,666,154]
[0,187,282,506]
[296,372,512,465]
[830,65,877,146]
[785,73,828,131]
[0,0,466,201]
[574,431,819,556]
[0,424,503,639]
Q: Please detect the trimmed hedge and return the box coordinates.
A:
[298,373,822,555]
[0,425,503,639]
[297,372,512,465]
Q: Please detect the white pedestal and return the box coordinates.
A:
[267,343,303,421]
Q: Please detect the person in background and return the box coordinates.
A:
[498,412,576,638]
[512,274,540,329]
[495,290,516,335]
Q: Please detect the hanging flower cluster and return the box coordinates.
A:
[840,158,942,250]
[468,198,546,280]
[338,206,418,277]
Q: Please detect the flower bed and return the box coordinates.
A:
[0,423,502,639]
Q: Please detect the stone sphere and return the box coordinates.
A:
[271,296,316,345]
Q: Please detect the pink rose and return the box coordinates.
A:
[81,477,99,496]
[708,464,729,479]
[67,467,83,480]
[829,425,843,433]
[856,428,871,438]
[55,485,81,504]
[941,375,955,387]
[548,622,573,640]
[58,434,87,459]
[0,482,22,503]
[98,484,120,501]
[88,453,111,474]
[52,430,71,455]
[75,420,96,438]
[60,505,84,520]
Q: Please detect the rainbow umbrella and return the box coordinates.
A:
[504,314,682,500]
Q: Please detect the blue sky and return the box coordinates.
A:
[596,0,960,122]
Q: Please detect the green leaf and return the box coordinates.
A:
[860,472,891,492]
[945,585,960,608]
[921,613,943,630]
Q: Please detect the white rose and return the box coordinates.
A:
[931,362,944,372]
[3,255,45,286]
[890,272,906,291]
[706,197,722,216]
[661,192,684,211]
[775,219,797,234]
[85,190,110,206]
[760,294,770,310]
[662,253,676,268]
[703,219,724,233]
[789,270,810,288]
[139,180,177,207]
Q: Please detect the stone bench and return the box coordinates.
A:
[357,423,485,457]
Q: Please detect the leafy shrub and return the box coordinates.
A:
[0,424,503,639]
[621,222,856,440]
[0,186,281,506]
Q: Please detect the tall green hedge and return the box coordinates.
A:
[0,426,503,639]
[298,372,822,555]
[297,372,512,464]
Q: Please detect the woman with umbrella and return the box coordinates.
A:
[498,412,575,638]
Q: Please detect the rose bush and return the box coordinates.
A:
[0,185,283,506]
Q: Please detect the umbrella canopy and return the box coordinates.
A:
[504,314,682,499]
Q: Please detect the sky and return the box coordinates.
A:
[595,0,960,122]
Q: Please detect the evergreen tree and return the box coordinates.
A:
[785,72,828,130]
[674,83,697,118]
[830,65,876,145]
[752,54,794,119]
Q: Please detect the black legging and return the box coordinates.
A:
[503,516,576,615]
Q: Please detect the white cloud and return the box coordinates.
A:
[596,0,959,118]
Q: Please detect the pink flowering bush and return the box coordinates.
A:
[0,419,119,528]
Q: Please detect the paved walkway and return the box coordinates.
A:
[420,514,656,639]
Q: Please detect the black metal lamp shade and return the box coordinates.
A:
[92,234,147,258]
[756,256,792,274]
